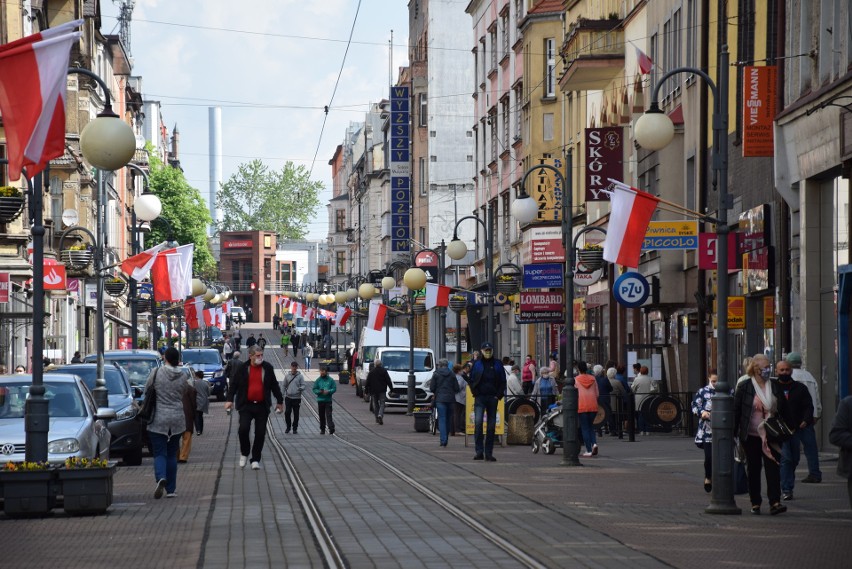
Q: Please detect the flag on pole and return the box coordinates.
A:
[0,20,83,180]
[184,296,205,330]
[152,244,195,301]
[366,300,387,331]
[602,180,659,268]
[305,307,316,320]
[424,283,450,310]
[120,242,167,281]
[635,46,653,75]
[202,307,215,327]
[292,302,305,318]
[335,306,352,327]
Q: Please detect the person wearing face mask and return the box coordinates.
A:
[224,346,284,470]
[733,353,794,515]
[692,370,719,493]
[469,341,507,462]
[775,359,814,502]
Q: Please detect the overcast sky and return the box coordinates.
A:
[101,1,409,240]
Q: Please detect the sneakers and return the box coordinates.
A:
[329,428,335,435]
[473,454,484,460]
[154,478,167,499]
[251,461,261,470]
[320,429,326,435]
[377,417,383,425]
[801,475,821,483]
[292,429,298,434]
[582,452,593,457]
[782,492,794,501]
[285,427,291,434]
[485,456,497,462]
[239,455,248,468]
[592,444,599,456]
[166,493,177,498]
[770,503,787,515]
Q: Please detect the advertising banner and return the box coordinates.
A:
[585,126,624,201]
[465,386,504,435]
[0,273,8,303]
[528,225,565,263]
[528,157,563,222]
[727,296,746,329]
[390,85,411,252]
[642,221,698,250]
[414,250,439,282]
[742,66,776,157]
[698,232,744,270]
[516,291,564,323]
[523,263,563,289]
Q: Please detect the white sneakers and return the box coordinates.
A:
[592,444,599,456]
[251,461,261,470]
[239,455,248,468]
[582,452,593,457]
[154,478,167,499]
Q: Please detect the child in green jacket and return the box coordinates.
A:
[312,365,337,434]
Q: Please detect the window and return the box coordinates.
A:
[501,13,510,57]
[473,48,479,87]
[335,251,345,275]
[543,113,554,141]
[490,111,498,163]
[50,175,62,225]
[514,86,522,139]
[686,0,696,68]
[544,38,556,97]
[490,29,498,69]
[335,209,346,232]
[502,100,510,149]
[419,158,427,197]
[419,93,427,127]
[502,193,510,246]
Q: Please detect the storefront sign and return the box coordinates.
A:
[223,239,252,249]
[739,204,769,252]
[742,66,776,157]
[414,250,439,281]
[528,225,565,263]
[0,273,8,303]
[743,246,772,293]
[763,296,775,329]
[529,157,563,222]
[613,272,650,308]
[573,268,603,286]
[516,291,564,323]
[523,263,563,288]
[390,85,411,252]
[728,296,746,329]
[642,221,698,250]
[585,127,624,201]
[698,233,744,270]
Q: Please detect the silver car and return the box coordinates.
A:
[0,374,114,464]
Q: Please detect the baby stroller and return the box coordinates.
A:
[531,401,563,455]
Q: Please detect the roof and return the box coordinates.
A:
[528,0,563,14]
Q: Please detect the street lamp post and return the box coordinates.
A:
[403,267,427,414]
[633,46,739,515]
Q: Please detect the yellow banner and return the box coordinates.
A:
[645,221,698,237]
[464,386,505,435]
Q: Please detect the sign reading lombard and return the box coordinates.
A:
[516,291,564,323]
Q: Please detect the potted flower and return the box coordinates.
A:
[411,298,426,314]
[412,405,432,433]
[320,358,339,372]
[104,275,127,297]
[56,457,116,515]
[449,294,468,312]
[60,242,94,270]
[0,185,25,223]
[0,461,57,517]
[577,242,605,271]
[495,273,520,294]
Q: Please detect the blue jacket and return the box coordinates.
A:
[429,367,460,404]
[470,358,507,399]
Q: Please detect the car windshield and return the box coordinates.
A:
[183,351,221,366]
[111,358,158,386]
[0,381,84,419]
[380,351,433,372]
[210,327,223,340]
[47,367,128,395]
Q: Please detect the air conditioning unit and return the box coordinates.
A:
[468,266,477,278]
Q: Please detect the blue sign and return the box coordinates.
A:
[390,85,410,252]
[523,263,564,288]
[613,272,650,308]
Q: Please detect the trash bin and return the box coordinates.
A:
[413,411,431,433]
[507,414,535,445]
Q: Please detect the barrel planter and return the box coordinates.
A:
[0,468,57,518]
[60,249,94,270]
[495,277,520,295]
[57,464,116,515]
[413,409,431,433]
[577,249,604,271]
[338,371,350,385]
[639,395,683,429]
[0,196,25,223]
[105,279,127,297]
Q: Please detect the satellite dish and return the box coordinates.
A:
[61,209,79,227]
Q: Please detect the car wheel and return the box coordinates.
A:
[124,445,143,466]
[542,438,555,455]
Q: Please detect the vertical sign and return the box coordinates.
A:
[390,85,411,252]
[742,66,776,157]
[0,273,8,303]
[530,156,563,222]
[585,126,624,200]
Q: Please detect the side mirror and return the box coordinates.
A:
[96,407,117,421]
[132,386,143,398]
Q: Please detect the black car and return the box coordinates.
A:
[83,349,163,392]
[46,363,145,466]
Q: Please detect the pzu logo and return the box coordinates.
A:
[614,272,650,308]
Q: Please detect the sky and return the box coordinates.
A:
[100,0,410,240]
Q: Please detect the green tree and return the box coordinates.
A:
[145,155,216,278]
[216,160,323,238]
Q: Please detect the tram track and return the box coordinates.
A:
[263,345,548,569]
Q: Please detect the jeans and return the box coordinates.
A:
[238,403,270,463]
[148,431,181,494]
[437,402,453,445]
[473,395,498,457]
[305,356,312,370]
[194,411,204,435]
[372,392,386,419]
[318,401,334,433]
[453,402,466,435]
[284,397,301,431]
[522,381,533,395]
[798,423,822,480]
[780,432,802,493]
[579,412,597,452]
[744,435,781,506]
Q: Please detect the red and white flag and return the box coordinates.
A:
[184,296,204,330]
[603,179,659,268]
[635,46,653,75]
[335,306,352,327]
[305,307,317,320]
[152,244,194,301]
[366,300,387,331]
[424,283,450,310]
[202,307,216,327]
[291,302,305,318]
[120,242,167,281]
[0,20,83,180]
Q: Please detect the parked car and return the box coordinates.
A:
[46,363,144,466]
[181,348,227,401]
[83,349,163,392]
[0,373,114,464]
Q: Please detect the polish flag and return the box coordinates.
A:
[203,307,216,327]
[184,296,204,330]
[120,242,167,281]
[0,20,83,180]
[366,300,387,331]
[602,180,659,268]
[424,283,450,310]
[635,46,653,75]
[292,302,305,318]
[152,244,195,301]
[281,297,291,308]
[306,307,317,320]
[335,306,352,327]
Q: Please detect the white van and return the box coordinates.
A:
[355,326,410,396]
[374,346,435,408]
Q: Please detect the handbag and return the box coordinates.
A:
[135,371,158,425]
[761,414,794,443]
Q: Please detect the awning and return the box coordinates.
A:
[105,312,146,332]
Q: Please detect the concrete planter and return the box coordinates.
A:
[0,468,58,518]
[57,464,116,515]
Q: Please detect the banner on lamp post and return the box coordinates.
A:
[742,66,776,157]
[0,273,8,303]
[585,127,624,201]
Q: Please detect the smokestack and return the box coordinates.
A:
[208,107,222,235]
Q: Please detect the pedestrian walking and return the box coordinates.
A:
[303,342,314,370]
[776,359,814,501]
[608,367,625,436]
[145,347,191,499]
[692,371,718,493]
[829,395,852,509]
[193,369,210,436]
[291,331,300,357]
[281,361,306,434]
[593,364,613,435]
[313,365,336,434]
[272,314,280,330]
[452,364,468,436]
[469,341,507,462]
[521,355,536,395]
[245,333,257,349]
[430,358,460,447]
[575,361,599,457]
[733,353,794,515]
[222,334,234,361]
[224,345,284,470]
[531,367,557,412]
[257,334,267,350]
[233,330,242,351]
[224,350,242,393]
[365,359,393,425]
[280,330,290,357]
[787,352,823,484]
[632,366,653,435]
[178,371,199,464]
[506,364,524,399]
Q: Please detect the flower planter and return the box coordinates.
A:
[577,250,604,271]
[60,249,94,270]
[137,299,152,313]
[105,280,127,297]
[0,196,25,223]
[411,302,426,315]
[57,465,116,515]
[449,298,467,313]
[0,469,58,518]
[495,279,520,295]
[413,412,431,433]
[338,371,350,385]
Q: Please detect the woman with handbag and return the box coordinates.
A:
[692,370,718,493]
[733,353,794,515]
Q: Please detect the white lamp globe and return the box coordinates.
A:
[403,268,427,291]
[359,283,376,300]
[381,276,396,291]
[203,287,215,301]
[134,192,162,222]
[80,115,136,170]
[634,108,675,151]
[191,278,206,297]
[511,196,539,224]
[334,291,346,304]
[210,294,221,304]
[346,287,357,300]
[447,239,468,261]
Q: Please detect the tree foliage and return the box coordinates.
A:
[216,160,323,239]
[145,155,216,278]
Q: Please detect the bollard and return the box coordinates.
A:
[561,379,581,466]
[627,391,636,442]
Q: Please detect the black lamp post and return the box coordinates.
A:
[633,46,739,515]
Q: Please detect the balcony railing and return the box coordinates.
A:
[559,19,624,91]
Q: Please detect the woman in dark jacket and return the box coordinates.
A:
[429,358,460,447]
[733,354,794,515]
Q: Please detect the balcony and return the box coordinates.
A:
[559,19,624,92]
